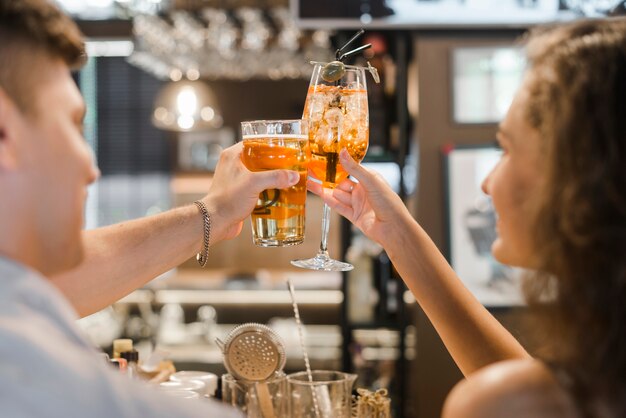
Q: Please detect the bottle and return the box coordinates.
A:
[120,349,140,379]
[112,338,133,359]
[109,358,128,374]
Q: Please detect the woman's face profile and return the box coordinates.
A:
[482,76,545,269]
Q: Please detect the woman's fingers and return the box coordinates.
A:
[321,189,354,220]
[307,177,356,207]
[307,179,324,196]
[332,188,353,206]
[308,177,356,197]
[338,149,378,191]
[336,179,357,193]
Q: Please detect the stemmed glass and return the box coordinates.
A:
[291,62,369,271]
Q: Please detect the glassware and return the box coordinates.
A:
[129,8,335,81]
[241,120,310,247]
[291,62,369,271]
[170,371,218,397]
[288,370,357,418]
[221,373,288,418]
[159,379,205,395]
[160,389,200,400]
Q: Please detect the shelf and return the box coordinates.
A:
[346,322,405,330]
[118,288,342,306]
[154,289,343,306]
[115,268,344,306]
[157,324,342,367]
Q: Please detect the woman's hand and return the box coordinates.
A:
[202,142,299,243]
[308,149,411,247]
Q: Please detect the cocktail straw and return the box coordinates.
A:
[335,29,365,60]
[287,279,321,418]
[338,43,372,62]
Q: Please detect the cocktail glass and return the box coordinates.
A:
[291,62,369,271]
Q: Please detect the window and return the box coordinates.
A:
[452,46,526,124]
[80,54,172,228]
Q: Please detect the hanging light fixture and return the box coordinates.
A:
[152,79,223,132]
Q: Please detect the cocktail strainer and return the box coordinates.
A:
[216,322,286,382]
[216,323,286,418]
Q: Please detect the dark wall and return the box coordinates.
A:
[96,57,170,175]
[91,57,309,174]
[205,79,309,138]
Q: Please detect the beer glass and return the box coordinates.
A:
[241,119,309,247]
[291,62,369,271]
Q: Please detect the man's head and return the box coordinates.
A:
[0,0,99,275]
[0,0,85,114]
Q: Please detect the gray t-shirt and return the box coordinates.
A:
[0,256,242,418]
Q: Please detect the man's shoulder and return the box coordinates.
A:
[442,359,579,418]
[0,325,243,418]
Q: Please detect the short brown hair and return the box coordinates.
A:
[0,0,86,114]
[522,18,626,414]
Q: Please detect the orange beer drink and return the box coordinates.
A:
[241,120,309,247]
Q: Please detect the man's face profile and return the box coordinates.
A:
[0,56,99,275]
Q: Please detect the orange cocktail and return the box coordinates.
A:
[291,62,369,272]
[303,83,369,188]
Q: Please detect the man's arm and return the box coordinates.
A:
[51,143,300,317]
[53,205,205,317]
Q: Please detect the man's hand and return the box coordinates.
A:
[203,142,299,243]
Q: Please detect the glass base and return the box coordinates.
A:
[254,237,304,247]
[291,252,354,272]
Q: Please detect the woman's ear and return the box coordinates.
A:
[0,88,20,171]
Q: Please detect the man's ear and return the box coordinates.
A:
[0,87,20,171]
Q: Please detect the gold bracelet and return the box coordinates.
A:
[194,200,211,268]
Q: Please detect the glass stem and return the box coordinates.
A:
[319,203,331,255]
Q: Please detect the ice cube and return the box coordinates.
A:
[306,96,326,122]
[347,91,367,113]
[347,81,364,91]
[323,107,343,129]
[344,96,359,114]
[313,124,332,148]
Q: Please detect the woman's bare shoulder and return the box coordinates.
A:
[442,359,579,418]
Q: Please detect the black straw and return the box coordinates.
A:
[335,29,365,60]
[338,43,372,62]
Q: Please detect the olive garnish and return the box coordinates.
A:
[321,61,346,83]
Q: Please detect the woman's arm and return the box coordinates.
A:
[51,143,300,317]
[311,150,529,375]
[384,214,529,374]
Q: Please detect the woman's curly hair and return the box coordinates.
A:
[522,18,626,414]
